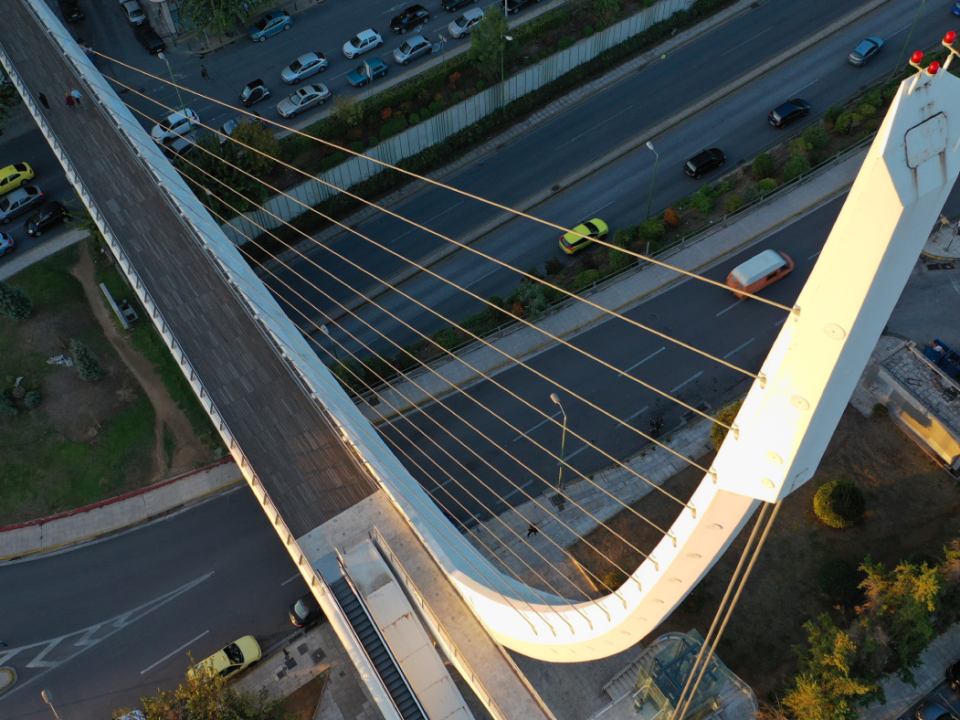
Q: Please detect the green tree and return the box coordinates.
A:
[0,70,23,131]
[0,280,33,320]
[803,126,829,152]
[116,661,289,720]
[470,6,510,81]
[179,0,267,35]
[783,615,879,720]
[332,94,363,127]
[594,0,622,25]
[176,132,268,219]
[71,339,104,381]
[782,156,811,183]
[752,152,776,180]
[710,400,741,449]
[813,478,865,529]
[230,119,282,177]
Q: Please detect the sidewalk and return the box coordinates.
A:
[0,227,88,281]
[0,459,242,561]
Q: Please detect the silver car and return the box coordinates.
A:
[392,34,433,65]
[447,8,484,39]
[120,0,146,25]
[281,51,328,84]
[277,84,331,119]
[0,185,44,224]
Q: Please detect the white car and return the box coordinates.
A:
[447,8,484,39]
[343,29,383,59]
[120,0,146,25]
[281,51,328,84]
[150,109,200,143]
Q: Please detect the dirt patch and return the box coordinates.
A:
[279,670,328,720]
[568,406,960,702]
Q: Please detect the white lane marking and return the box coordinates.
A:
[884,23,912,41]
[807,250,821,260]
[586,199,617,217]
[389,201,465,244]
[428,476,456,493]
[723,338,755,359]
[618,347,665,377]
[720,27,772,57]
[281,573,301,586]
[789,77,820,95]
[671,371,703,394]
[772,316,788,328]
[716,300,742,317]
[141,631,209,675]
[464,266,500,289]
[513,410,562,441]
[558,444,588,465]
[952,277,960,296]
[618,405,649,428]
[562,105,633,146]
[500,479,534,504]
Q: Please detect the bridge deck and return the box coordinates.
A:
[0,0,377,537]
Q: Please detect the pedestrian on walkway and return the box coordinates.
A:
[201,64,211,81]
[649,416,664,438]
[71,89,82,106]
[526,523,539,538]
[38,92,49,110]
[64,93,75,110]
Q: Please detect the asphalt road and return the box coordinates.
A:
[0,487,306,720]
[267,0,949,358]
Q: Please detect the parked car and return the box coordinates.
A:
[917,702,959,720]
[503,0,539,14]
[190,636,261,680]
[348,58,389,87]
[135,26,165,54]
[25,200,68,236]
[391,4,430,34]
[725,249,794,299]
[161,133,198,162]
[768,98,810,128]
[120,0,146,25]
[238,79,271,108]
[0,232,13,255]
[448,8,484,39]
[0,186,44,224]
[277,84,331,118]
[343,29,383,59]
[848,36,883,66]
[953,0,960,18]
[218,113,262,144]
[288,593,325,628]
[393,35,433,65]
[58,0,84,24]
[249,10,292,42]
[281,52,328,84]
[150,109,199,142]
[441,0,478,12]
[559,218,608,255]
[684,147,725,178]
[0,163,35,196]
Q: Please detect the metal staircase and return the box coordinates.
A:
[329,577,426,720]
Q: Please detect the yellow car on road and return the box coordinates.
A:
[190,635,261,679]
[559,218,608,255]
[0,163,35,196]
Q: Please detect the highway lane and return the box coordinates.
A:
[267,0,935,357]
[0,487,305,720]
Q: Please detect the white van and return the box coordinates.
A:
[726,249,794,299]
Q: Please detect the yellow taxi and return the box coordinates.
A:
[0,163,35,196]
[559,218,608,255]
[190,635,261,679]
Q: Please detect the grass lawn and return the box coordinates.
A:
[567,407,960,701]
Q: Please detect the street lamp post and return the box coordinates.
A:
[501,35,513,114]
[645,141,660,221]
[41,690,61,720]
[550,393,568,492]
[157,52,185,111]
[320,324,339,363]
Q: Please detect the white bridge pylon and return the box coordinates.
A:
[362,48,960,662]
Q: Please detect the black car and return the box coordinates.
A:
[947,658,960,689]
[441,0,477,11]
[684,148,725,178]
[135,26,165,54]
[768,98,810,129]
[239,79,271,108]
[288,593,325,628]
[390,4,430,33]
[25,201,68,237]
[503,0,539,14]
[59,0,84,23]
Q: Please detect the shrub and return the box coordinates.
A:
[752,152,776,180]
[573,269,600,290]
[740,183,759,203]
[350,141,365,153]
[663,207,680,227]
[381,107,393,120]
[558,36,575,50]
[419,108,431,120]
[602,570,626,591]
[716,180,731,194]
[857,103,876,118]
[432,327,461,350]
[380,116,409,140]
[871,403,888,417]
[817,558,862,604]
[409,113,420,124]
[0,389,16,416]
[835,112,862,135]
[428,101,444,114]
[24,390,41,409]
[803,126,829,151]
[638,219,665,243]
[321,152,346,171]
[814,478,866,529]
[781,156,811,183]
[724,194,743,214]
[544,256,564,275]
[71,339,104,381]
[368,136,379,148]
[756,178,778,195]
[612,227,634,248]
[824,106,844,124]
[690,193,714,214]
[363,355,393,382]
[515,282,549,320]
[391,347,421,373]
[711,400,742,449]
[609,249,633,272]
[476,80,486,91]
[0,281,33,321]
[584,26,594,36]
